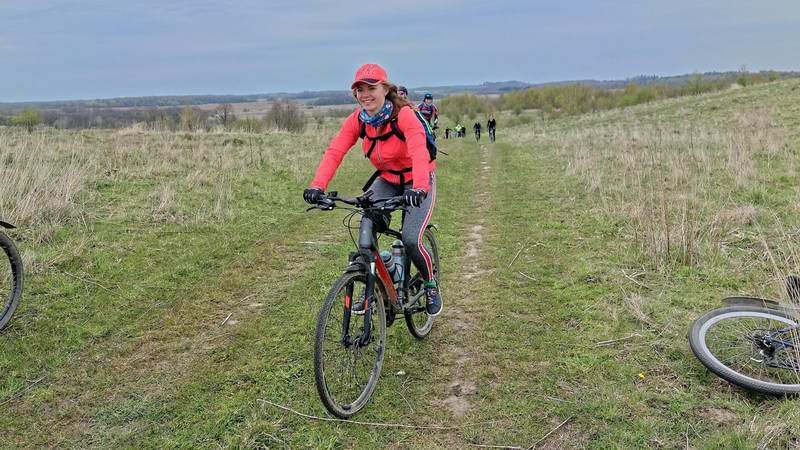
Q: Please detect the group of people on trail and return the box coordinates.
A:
[303,63,442,316]
[445,125,466,139]
[445,115,498,142]
[475,115,497,142]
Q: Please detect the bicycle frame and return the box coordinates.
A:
[343,213,405,347]
[764,325,800,349]
[346,208,433,348]
[310,192,428,348]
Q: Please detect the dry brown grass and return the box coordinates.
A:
[0,126,331,242]
[547,108,789,273]
[623,292,654,327]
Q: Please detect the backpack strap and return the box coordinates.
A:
[360,117,402,159]
[389,119,405,142]
[362,170,382,192]
[362,167,413,193]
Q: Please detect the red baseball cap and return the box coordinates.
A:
[351,63,388,89]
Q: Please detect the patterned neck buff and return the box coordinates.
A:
[359,100,393,128]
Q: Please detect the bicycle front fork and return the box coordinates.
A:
[341,249,376,348]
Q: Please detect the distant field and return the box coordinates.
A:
[2,79,800,448]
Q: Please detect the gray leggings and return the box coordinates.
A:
[364,172,437,281]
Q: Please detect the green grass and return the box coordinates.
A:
[4,80,800,448]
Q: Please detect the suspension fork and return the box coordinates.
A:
[340,248,376,348]
[358,249,376,347]
[341,281,354,347]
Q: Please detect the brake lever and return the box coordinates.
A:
[306,197,336,212]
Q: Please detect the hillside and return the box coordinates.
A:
[3,70,798,112]
[2,79,800,448]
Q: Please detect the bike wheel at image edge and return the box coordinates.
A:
[689,305,800,395]
[0,232,23,331]
[314,271,387,418]
[404,227,438,339]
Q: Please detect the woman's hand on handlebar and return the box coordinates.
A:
[403,189,427,207]
[303,187,324,204]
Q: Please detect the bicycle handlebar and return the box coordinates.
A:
[307,191,406,212]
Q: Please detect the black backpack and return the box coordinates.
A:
[357,110,441,191]
[357,109,438,162]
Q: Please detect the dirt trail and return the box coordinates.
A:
[440,144,493,417]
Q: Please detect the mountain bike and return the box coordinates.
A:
[474,128,481,142]
[488,128,496,143]
[689,294,800,395]
[308,191,440,418]
[0,220,23,331]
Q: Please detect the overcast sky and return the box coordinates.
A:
[1,0,799,102]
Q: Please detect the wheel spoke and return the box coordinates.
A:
[700,309,800,388]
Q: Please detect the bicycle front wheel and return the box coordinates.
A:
[405,228,439,339]
[689,305,800,395]
[314,271,386,418]
[0,232,23,331]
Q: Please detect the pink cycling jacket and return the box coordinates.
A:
[310,105,436,192]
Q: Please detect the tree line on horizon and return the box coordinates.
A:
[0,101,309,133]
[1,69,795,133]
[439,70,790,123]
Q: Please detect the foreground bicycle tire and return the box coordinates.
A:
[314,271,387,418]
[404,228,439,339]
[689,305,800,395]
[0,231,23,331]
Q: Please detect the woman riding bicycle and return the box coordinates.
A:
[303,63,442,316]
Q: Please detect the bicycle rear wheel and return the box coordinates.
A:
[689,305,800,395]
[314,271,386,418]
[0,232,22,331]
[405,227,439,339]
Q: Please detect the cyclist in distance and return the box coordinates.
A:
[397,85,409,99]
[303,63,442,316]
[473,121,482,141]
[487,113,497,142]
[417,93,439,130]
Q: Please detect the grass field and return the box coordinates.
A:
[3,79,800,449]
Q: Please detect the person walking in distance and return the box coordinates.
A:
[303,63,443,316]
[487,114,497,142]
